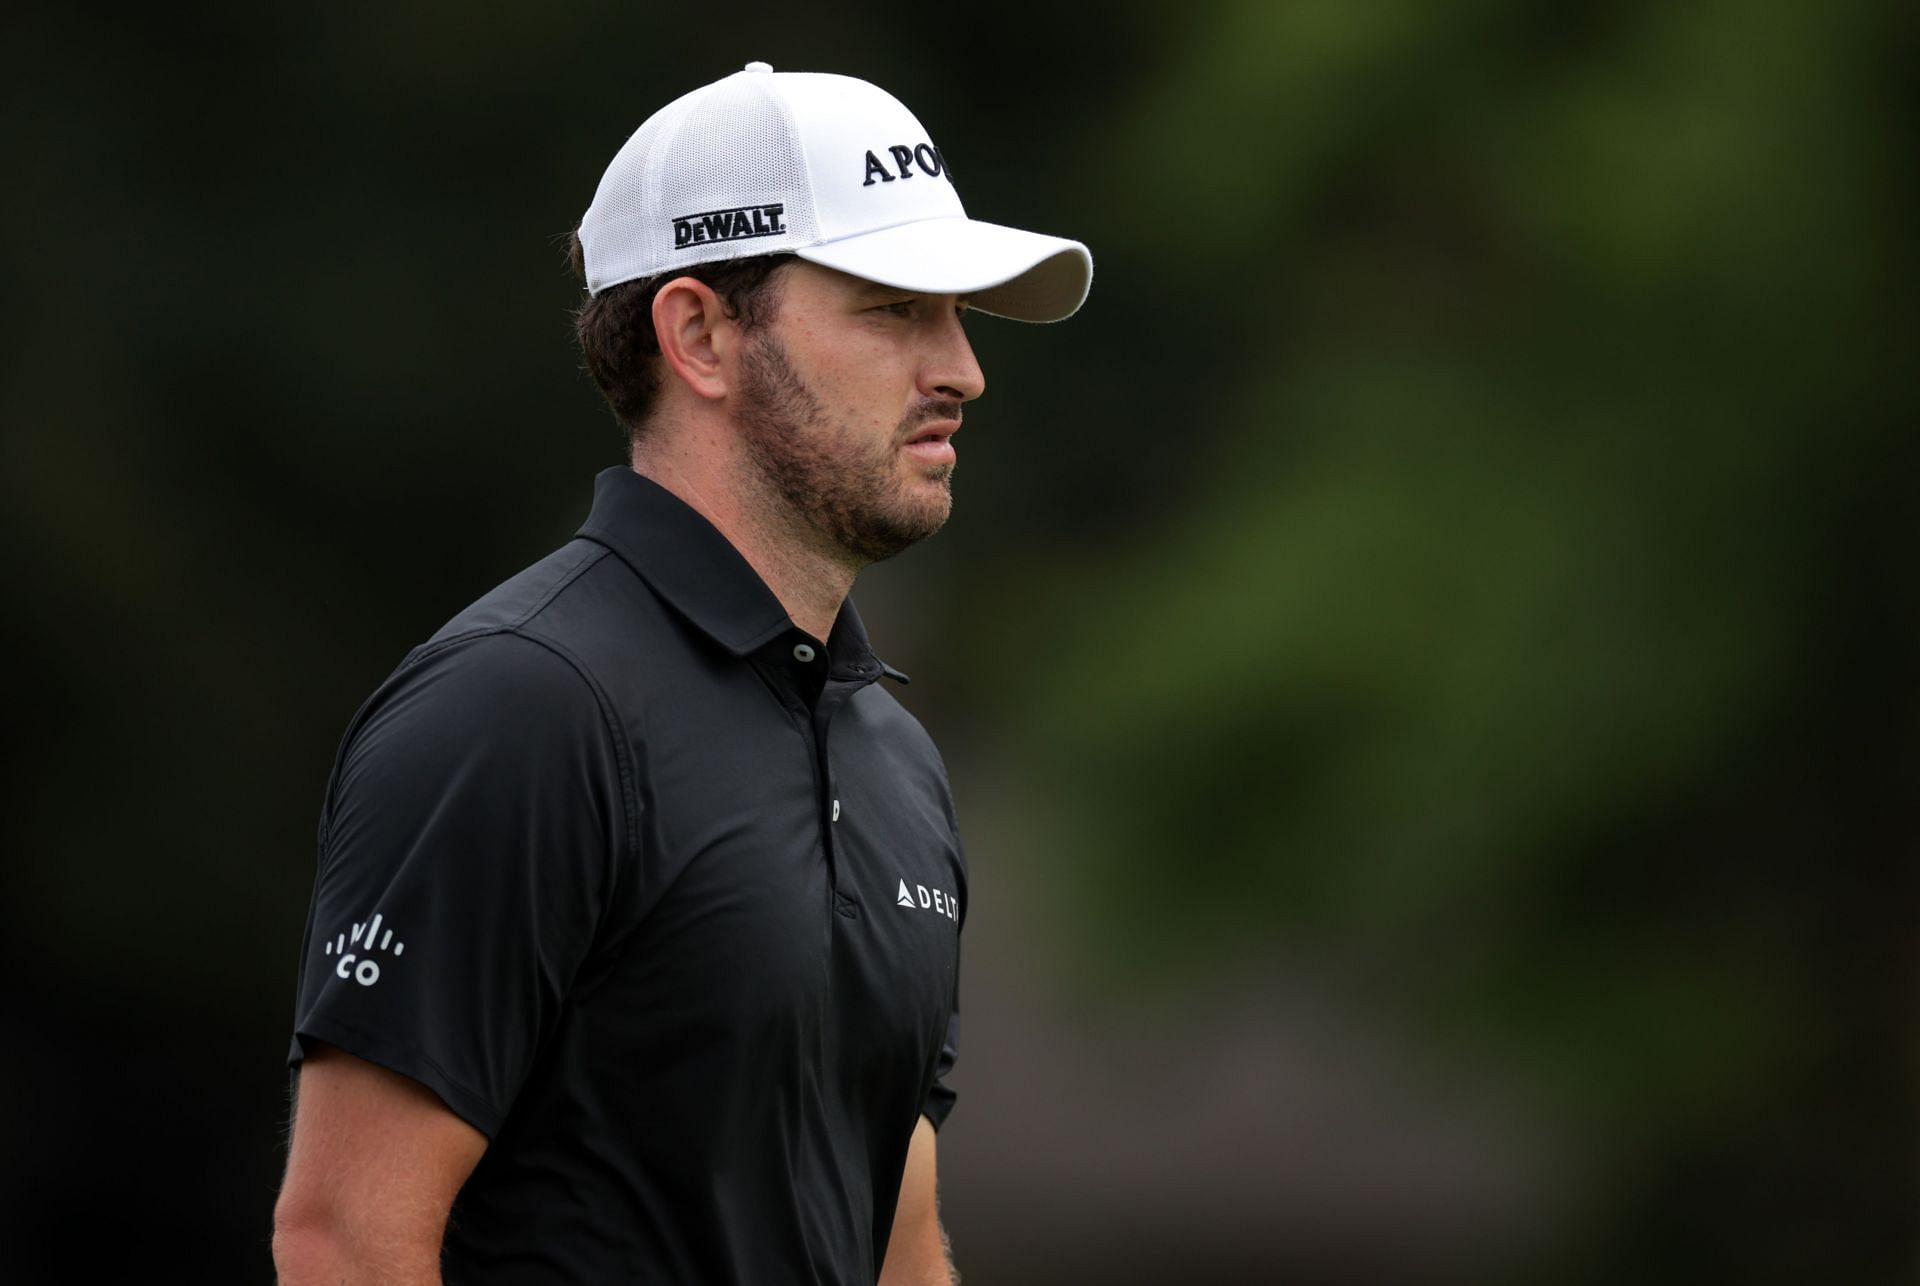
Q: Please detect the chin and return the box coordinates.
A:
[887,493,953,545]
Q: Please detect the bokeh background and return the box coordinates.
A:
[3,2,1914,1282]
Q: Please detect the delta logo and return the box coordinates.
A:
[896,877,959,922]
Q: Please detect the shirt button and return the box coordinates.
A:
[793,643,816,663]
[831,799,841,822]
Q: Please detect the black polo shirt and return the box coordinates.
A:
[288,466,966,1285]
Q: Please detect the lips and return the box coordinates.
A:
[902,421,958,466]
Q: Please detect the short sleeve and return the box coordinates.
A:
[288,631,627,1137]
[922,1003,959,1131]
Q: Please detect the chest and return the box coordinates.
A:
[580,669,962,1077]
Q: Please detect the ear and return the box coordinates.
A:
[652,277,735,401]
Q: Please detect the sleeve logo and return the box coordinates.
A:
[322,912,406,987]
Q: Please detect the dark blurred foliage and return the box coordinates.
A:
[2,1,1913,1283]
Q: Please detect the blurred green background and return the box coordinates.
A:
[2,1,1913,1282]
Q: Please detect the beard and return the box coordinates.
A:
[735,331,956,566]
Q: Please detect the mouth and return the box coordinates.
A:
[902,418,960,467]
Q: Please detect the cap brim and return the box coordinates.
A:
[793,216,1092,322]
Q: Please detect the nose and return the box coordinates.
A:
[922,305,985,404]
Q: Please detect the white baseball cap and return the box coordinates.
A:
[578,61,1093,322]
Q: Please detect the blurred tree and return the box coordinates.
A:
[981,0,1917,1279]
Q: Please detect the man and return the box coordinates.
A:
[272,61,1090,1285]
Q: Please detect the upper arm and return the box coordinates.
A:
[274,1043,488,1278]
[293,633,626,1135]
[879,1115,952,1286]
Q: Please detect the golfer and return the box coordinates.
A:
[273,60,1090,1285]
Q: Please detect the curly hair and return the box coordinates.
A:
[567,231,794,450]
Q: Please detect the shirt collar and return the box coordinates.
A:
[575,466,902,681]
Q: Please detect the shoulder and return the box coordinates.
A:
[340,630,615,791]
[418,537,684,694]
[369,531,652,736]
[421,539,616,647]
[400,628,602,709]
[323,628,634,867]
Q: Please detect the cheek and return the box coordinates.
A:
[824,364,917,427]
[782,324,921,424]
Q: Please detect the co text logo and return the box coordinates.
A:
[323,913,406,987]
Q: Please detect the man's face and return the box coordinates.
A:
[732,261,985,565]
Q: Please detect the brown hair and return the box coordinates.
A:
[567,231,793,450]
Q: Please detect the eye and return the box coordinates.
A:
[873,300,916,318]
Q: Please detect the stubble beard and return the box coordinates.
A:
[735,332,956,567]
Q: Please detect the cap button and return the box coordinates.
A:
[743,61,773,74]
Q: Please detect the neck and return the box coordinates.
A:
[631,443,857,643]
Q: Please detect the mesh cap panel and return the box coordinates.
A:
[581,74,816,293]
